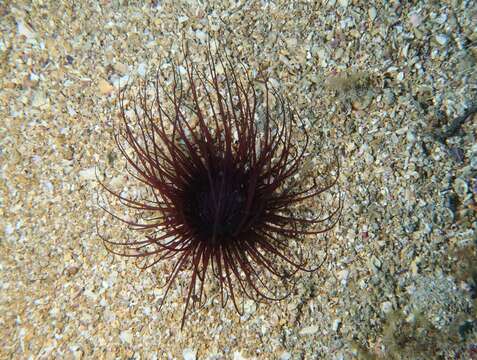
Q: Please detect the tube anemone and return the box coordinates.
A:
[99,48,341,328]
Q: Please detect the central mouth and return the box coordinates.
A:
[183,167,254,245]
[196,184,245,237]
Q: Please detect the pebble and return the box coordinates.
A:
[406,130,416,143]
[42,181,54,192]
[195,30,208,42]
[332,319,341,332]
[65,266,79,276]
[364,152,374,164]
[449,147,464,163]
[381,301,393,314]
[404,220,418,234]
[436,14,448,25]
[109,175,126,188]
[17,20,36,39]
[368,256,382,273]
[471,155,477,169]
[338,0,348,7]
[339,269,350,286]
[409,13,422,27]
[113,62,128,75]
[383,89,395,105]
[183,348,196,360]
[279,352,292,360]
[177,65,187,76]
[30,72,40,82]
[5,224,14,235]
[98,79,114,95]
[435,34,449,46]
[119,330,133,344]
[79,167,96,180]
[111,74,130,88]
[243,300,257,314]
[299,325,319,335]
[368,7,377,21]
[31,93,46,109]
[233,351,246,360]
[137,63,147,77]
[454,178,468,197]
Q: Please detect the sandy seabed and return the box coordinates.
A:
[1,1,477,359]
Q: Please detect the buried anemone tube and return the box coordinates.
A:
[98,47,342,329]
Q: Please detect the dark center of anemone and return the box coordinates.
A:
[183,167,251,245]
